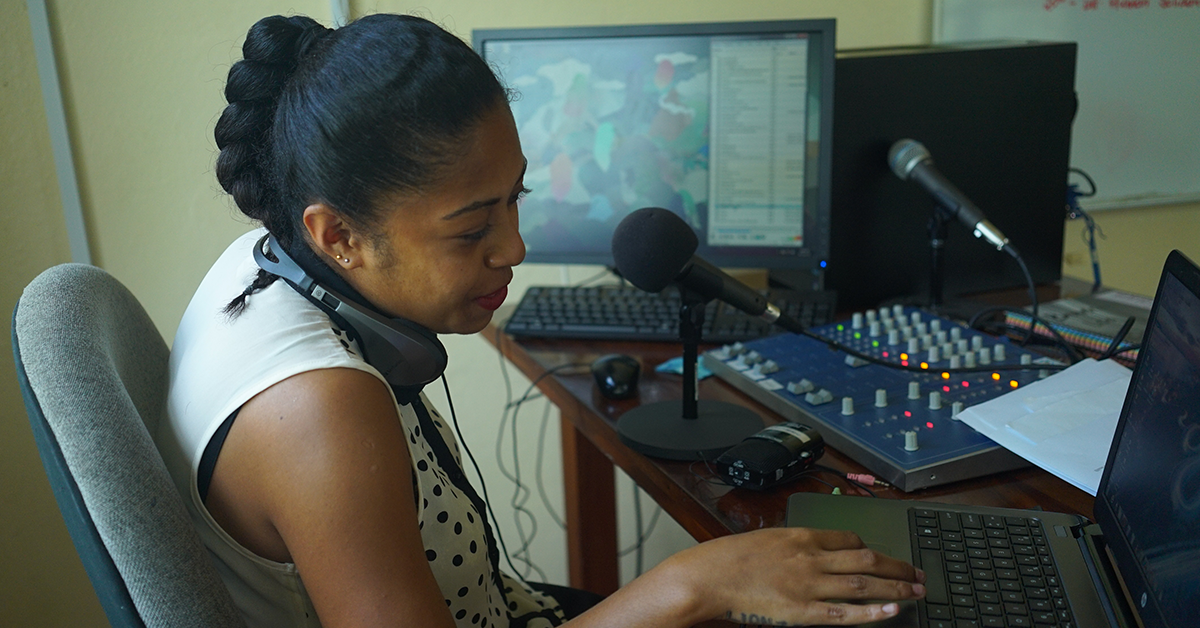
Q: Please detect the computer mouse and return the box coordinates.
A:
[591,354,640,400]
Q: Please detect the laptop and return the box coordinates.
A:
[786,250,1200,628]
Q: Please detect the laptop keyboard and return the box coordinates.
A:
[911,508,1075,628]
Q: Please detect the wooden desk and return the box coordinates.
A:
[483,318,1096,596]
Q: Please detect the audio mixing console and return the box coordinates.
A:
[703,305,1063,491]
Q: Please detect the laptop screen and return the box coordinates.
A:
[1096,251,1200,628]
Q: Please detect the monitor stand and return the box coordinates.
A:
[616,289,763,461]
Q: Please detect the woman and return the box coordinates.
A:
[158,13,926,628]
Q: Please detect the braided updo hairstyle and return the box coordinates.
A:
[215,14,509,315]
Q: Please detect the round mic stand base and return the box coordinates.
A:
[615,289,764,462]
[616,400,764,461]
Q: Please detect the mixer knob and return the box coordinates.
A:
[950,327,962,342]
[908,381,921,400]
[956,339,970,355]
[930,319,942,333]
[892,304,905,319]
[852,312,864,329]
[972,335,984,351]
[908,338,920,354]
[927,346,940,363]
[963,352,976,368]
[993,344,1006,362]
[752,360,780,375]
[869,321,882,337]
[883,318,895,330]
[844,355,869,368]
[978,349,991,366]
[879,307,892,321]
[1020,354,1032,365]
[865,309,878,323]
[805,389,834,405]
[904,430,920,451]
[910,311,922,326]
[915,321,928,336]
[887,329,901,346]
[875,389,888,407]
[787,378,815,394]
[935,330,948,345]
[949,355,961,369]
[941,342,954,358]
[929,391,942,410]
[841,397,855,415]
[951,401,964,418]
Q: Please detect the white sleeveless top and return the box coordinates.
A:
[157,229,563,628]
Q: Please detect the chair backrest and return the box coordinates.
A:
[12,263,245,628]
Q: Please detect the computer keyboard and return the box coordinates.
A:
[503,285,836,343]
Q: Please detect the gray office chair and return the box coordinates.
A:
[12,263,245,628]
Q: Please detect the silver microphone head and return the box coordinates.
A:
[888,139,931,180]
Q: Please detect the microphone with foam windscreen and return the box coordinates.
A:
[611,207,799,331]
[609,207,768,461]
[888,139,1013,252]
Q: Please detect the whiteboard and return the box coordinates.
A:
[935,0,1200,210]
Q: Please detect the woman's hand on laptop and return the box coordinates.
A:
[669,527,926,626]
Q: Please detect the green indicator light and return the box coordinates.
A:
[837,324,844,331]
[872,340,879,348]
[854,332,861,340]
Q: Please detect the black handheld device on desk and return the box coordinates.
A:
[713,422,825,490]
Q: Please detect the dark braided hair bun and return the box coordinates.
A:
[214,16,330,232]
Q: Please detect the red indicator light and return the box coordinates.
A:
[962,381,970,388]
[943,385,950,393]
[904,411,912,418]
[882,351,889,358]
[901,360,909,366]
[926,422,934,429]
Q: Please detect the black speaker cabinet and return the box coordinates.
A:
[825,42,1077,310]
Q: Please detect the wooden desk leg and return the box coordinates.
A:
[561,418,619,596]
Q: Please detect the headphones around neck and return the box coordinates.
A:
[252,234,448,389]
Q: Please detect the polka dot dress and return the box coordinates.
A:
[396,392,565,628]
[331,324,563,627]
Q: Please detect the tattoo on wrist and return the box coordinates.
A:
[724,611,798,627]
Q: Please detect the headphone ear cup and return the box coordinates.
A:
[327,293,448,387]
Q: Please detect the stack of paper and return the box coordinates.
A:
[955,359,1132,496]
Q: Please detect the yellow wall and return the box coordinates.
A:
[2,0,1197,624]
[0,2,88,625]
[1062,201,1200,294]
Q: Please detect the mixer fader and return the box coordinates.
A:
[704,305,1061,491]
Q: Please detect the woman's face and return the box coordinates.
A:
[351,105,528,335]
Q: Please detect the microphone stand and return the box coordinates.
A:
[616,288,764,461]
[928,208,951,312]
[678,290,704,420]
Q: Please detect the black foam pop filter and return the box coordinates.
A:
[611,207,698,292]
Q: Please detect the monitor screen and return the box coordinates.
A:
[474,20,834,272]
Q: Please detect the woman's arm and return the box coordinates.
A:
[206,367,457,627]
[207,367,924,628]
[567,527,925,627]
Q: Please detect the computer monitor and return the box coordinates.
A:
[825,42,1077,310]
[474,20,835,278]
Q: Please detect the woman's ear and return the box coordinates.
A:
[302,203,363,269]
